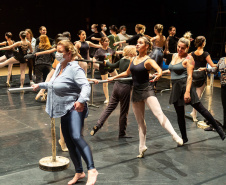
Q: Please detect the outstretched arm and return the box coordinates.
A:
[0,42,20,51]
[35,48,56,56]
[88,41,102,48]
[107,58,133,81]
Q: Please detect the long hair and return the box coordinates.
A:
[39,35,52,50]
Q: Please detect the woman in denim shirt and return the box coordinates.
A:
[32,40,98,185]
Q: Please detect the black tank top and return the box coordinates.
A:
[79,41,90,59]
[130,57,150,86]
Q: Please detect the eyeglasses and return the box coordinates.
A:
[105,40,110,42]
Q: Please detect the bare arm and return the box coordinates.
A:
[184,56,195,103]
[91,37,101,41]
[0,42,20,51]
[113,40,126,46]
[145,59,162,82]
[35,48,56,56]
[0,41,6,46]
[87,41,102,48]
[206,55,217,67]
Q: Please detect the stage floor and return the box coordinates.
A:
[0,70,225,185]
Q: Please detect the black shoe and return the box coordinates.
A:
[204,125,215,131]
[90,126,99,136]
[183,138,188,144]
[216,127,226,141]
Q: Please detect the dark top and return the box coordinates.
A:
[33,46,55,66]
[94,47,115,75]
[130,57,150,86]
[35,36,54,47]
[168,61,187,80]
[191,51,209,69]
[169,57,199,105]
[106,58,132,85]
[126,34,143,45]
[5,41,15,59]
[79,41,90,59]
[86,32,104,45]
[167,36,179,53]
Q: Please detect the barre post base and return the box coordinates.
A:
[39,118,70,172]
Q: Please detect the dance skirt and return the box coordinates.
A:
[169,77,199,106]
[192,70,207,87]
[132,82,155,102]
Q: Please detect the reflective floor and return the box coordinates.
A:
[0,71,225,185]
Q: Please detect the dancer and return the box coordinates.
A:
[86,24,104,58]
[161,35,225,143]
[93,37,122,104]
[149,24,166,69]
[164,26,179,65]
[0,32,15,86]
[90,45,136,137]
[35,26,53,46]
[25,28,36,85]
[190,36,217,122]
[114,24,145,46]
[108,25,120,51]
[75,30,102,74]
[108,36,183,158]
[101,24,107,37]
[33,35,55,83]
[32,40,98,185]
[0,31,33,87]
[117,25,131,51]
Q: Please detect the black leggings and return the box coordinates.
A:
[174,102,220,142]
[222,85,226,127]
[61,108,94,173]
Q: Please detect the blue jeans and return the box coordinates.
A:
[61,106,94,173]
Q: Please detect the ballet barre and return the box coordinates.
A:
[76,59,104,64]
[7,77,133,92]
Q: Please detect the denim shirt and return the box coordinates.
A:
[39,61,90,118]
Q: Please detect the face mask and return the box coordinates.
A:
[55,52,65,63]
[103,27,107,31]
[121,31,126,35]
[91,29,95,32]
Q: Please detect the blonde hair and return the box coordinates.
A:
[57,40,81,59]
[178,31,192,48]
[123,45,136,58]
[135,24,146,35]
[39,35,51,50]
[154,24,163,34]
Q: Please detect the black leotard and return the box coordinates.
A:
[14,42,29,63]
[79,41,90,59]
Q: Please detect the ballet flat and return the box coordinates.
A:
[137,147,147,158]
[5,82,10,87]
[58,139,68,152]
[190,112,198,122]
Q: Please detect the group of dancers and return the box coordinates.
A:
[0,23,226,185]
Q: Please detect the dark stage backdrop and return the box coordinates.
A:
[0,0,225,57]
